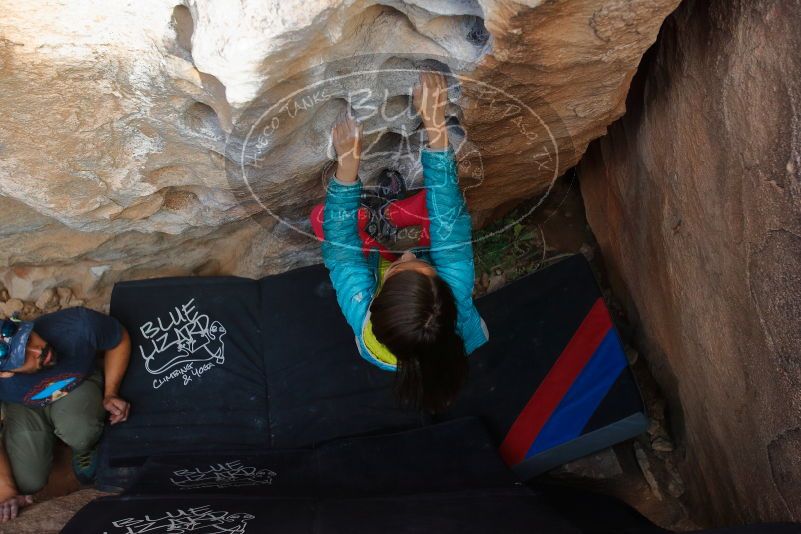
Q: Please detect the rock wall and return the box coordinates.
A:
[0,0,678,309]
[580,0,801,526]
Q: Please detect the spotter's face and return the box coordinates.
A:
[13,331,58,374]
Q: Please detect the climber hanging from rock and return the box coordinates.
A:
[310,70,489,414]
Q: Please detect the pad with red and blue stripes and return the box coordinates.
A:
[452,254,648,478]
[499,297,629,466]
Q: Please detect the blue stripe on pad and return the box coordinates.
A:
[526,329,628,457]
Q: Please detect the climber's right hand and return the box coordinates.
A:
[413,70,449,149]
[331,113,362,183]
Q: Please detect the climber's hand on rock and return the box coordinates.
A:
[331,113,362,183]
[413,70,448,127]
[413,71,449,149]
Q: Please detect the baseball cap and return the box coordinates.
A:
[0,317,34,372]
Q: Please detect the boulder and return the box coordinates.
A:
[0,298,24,317]
[34,288,58,311]
[56,287,73,308]
[0,0,679,305]
[580,0,801,526]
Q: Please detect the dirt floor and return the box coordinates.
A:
[34,442,82,501]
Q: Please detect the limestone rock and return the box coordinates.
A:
[549,448,624,480]
[486,271,507,293]
[650,437,674,453]
[0,0,679,305]
[634,441,662,501]
[0,298,23,317]
[580,0,801,526]
[56,287,73,308]
[35,288,58,311]
[20,302,37,320]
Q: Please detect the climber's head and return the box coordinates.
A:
[370,252,468,413]
[381,250,435,280]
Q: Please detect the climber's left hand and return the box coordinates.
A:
[331,113,362,183]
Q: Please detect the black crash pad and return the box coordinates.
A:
[70,417,801,534]
[104,254,647,480]
[62,491,584,534]
[106,277,269,459]
[66,418,581,534]
[123,418,513,497]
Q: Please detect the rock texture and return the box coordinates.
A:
[0,0,678,306]
[580,0,801,527]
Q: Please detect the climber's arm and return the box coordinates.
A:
[322,176,375,336]
[422,139,487,353]
[322,113,375,336]
[414,70,474,271]
[414,71,488,353]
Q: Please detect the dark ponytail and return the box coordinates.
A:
[369,269,468,413]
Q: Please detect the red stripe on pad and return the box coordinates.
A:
[499,298,613,466]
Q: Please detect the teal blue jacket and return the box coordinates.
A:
[321,146,489,370]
